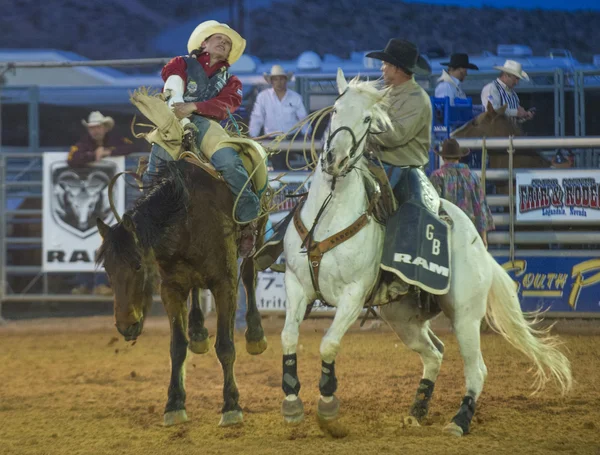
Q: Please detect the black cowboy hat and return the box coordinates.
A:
[435,138,470,159]
[366,39,431,76]
[441,53,479,70]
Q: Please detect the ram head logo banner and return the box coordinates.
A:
[50,161,116,238]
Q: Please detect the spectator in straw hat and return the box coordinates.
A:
[435,53,478,106]
[429,138,494,247]
[67,111,137,167]
[480,60,535,123]
[69,111,138,296]
[146,20,260,257]
[248,64,311,140]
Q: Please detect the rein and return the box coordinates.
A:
[108,171,143,223]
[294,170,379,304]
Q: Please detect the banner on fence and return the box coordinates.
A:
[516,169,600,222]
[42,152,125,272]
[257,255,600,313]
[499,256,600,313]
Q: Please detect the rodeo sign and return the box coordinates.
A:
[516,169,600,222]
[500,256,600,313]
[42,152,125,272]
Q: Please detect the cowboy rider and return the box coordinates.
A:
[145,20,259,257]
[365,39,439,296]
[480,59,535,123]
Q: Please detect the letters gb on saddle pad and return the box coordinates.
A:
[381,167,451,295]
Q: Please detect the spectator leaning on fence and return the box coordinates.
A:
[435,53,479,105]
[480,60,535,123]
[67,111,137,167]
[248,65,311,140]
[429,138,495,248]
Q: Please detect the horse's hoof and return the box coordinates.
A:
[163,409,188,426]
[443,422,464,437]
[317,395,340,421]
[404,415,421,427]
[281,396,304,423]
[189,337,211,354]
[219,410,243,427]
[246,336,268,355]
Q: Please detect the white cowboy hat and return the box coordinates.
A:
[187,20,246,65]
[81,111,114,130]
[263,64,294,83]
[493,59,529,81]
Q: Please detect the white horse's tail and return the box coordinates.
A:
[486,259,573,395]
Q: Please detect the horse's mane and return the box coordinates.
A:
[96,161,190,267]
[346,77,393,134]
[131,161,190,250]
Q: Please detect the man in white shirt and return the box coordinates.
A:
[435,53,478,105]
[248,65,311,138]
[480,60,535,122]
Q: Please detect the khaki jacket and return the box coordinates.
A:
[368,78,432,167]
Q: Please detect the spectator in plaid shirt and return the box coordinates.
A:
[430,139,495,247]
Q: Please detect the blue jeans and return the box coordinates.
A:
[143,116,259,223]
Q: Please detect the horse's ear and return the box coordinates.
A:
[486,101,494,113]
[336,68,348,95]
[97,218,109,238]
[122,214,136,234]
[496,104,508,115]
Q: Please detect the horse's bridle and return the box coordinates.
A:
[321,120,372,177]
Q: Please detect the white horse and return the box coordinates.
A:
[279,68,572,436]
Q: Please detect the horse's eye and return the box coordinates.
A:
[364,116,371,124]
[332,109,337,115]
[134,263,142,271]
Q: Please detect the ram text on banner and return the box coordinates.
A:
[516,169,600,222]
[42,152,125,272]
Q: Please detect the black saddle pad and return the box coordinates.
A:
[380,201,451,295]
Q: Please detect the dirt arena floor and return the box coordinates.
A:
[0,314,599,455]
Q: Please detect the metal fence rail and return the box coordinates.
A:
[2,137,600,313]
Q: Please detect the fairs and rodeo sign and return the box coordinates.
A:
[42,152,125,272]
[516,169,600,222]
[499,256,600,313]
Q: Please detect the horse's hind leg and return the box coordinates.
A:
[188,287,210,354]
[240,257,267,355]
[280,271,311,423]
[211,277,243,427]
[161,284,190,426]
[380,301,444,426]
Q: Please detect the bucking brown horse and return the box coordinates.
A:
[96,159,267,427]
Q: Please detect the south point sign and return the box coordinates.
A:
[501,257,600,313]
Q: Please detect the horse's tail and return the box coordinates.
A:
[485,258,572,395]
